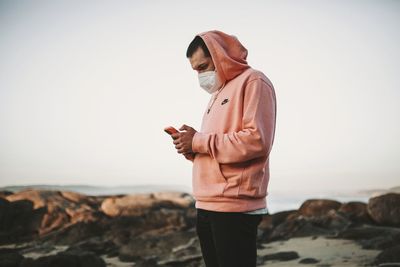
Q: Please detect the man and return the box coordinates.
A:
[171,30,277,267]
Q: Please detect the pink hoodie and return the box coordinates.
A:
[191,31,277,212]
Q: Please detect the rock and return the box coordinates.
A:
[1,189,200,266]
[299,257,320,264]
[0,250,24,267]
[336,225,400,250]
[101,192,194,217]
[263,216,301,241]
[157,254,203,266]
[19,250,106,267]
[368,193,400,226]
[375,245,400,265]
[338,201,372,224]
[315,209,351,231]
[262,212,339,242]
[299,199,342,217]
[262,251,300,262]
[41,221,107,246]
[0,191,13,199]
[66,237,117,256]
[0,198,45,244]
[257,211,299,242]
[5,190,102,237]
[259,210,298,231]
[118,230,198,263]
[133,258,158,267]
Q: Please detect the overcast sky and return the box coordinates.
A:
[0,0,399,194]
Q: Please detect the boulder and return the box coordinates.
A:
[261,208,350,242]
[336,225,400,250]
[42,221,107,245]
[0,250,24,267]
[368,193,400,226]
[338,201,372,224]
[262,251,300,262]
[375,244,400,266]
[19,250,106,267]
[118,230,197,263]
[0,191,13,199]
[0,198,45,244]
[299,199,342,217]
[299,258,320,264]
[101,192,194,217]
[5,190,102,237]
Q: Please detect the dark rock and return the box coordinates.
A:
[318,209,351,230]
[258,211,295,241]
[262,251,300,261]
[375,244,400,265]
[299,257,320,264]
[0,251,24,267]
[134,258,158,267]
[157,254,203,266]
[264,213,336,242]
[258,210,297,235]
[119,230,198,263]
[299,199,342,217]
[336,225,400,250]
[42,221,107,245]
[292,220,334,237]
[368,193,400,227]
[338,201,372,224]
[264,216,301,241]
[20,250,106,267]
[0,198,45,244]
[66,237,117,256]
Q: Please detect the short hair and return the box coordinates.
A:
[186,36,211,58]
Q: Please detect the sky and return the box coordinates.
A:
[0,0,399,194]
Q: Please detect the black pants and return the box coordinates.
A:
[196,208,262,267]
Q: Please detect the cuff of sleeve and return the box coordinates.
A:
[192,132,209,154]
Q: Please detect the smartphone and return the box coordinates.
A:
[164,126,179,135]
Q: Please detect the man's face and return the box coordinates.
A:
[189,47,215,73]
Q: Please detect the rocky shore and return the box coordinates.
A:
[0,189,399,267]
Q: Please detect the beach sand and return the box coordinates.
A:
[258,236,381,267]
[0,237,382,267]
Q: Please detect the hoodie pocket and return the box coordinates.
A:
[238,158,267,198]
[218,162,247,197]
[192,155,227,198]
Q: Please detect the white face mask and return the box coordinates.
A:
[198,71,219,94]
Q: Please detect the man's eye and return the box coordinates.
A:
[198,65,208,70]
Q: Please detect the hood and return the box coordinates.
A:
[197,30,250,85]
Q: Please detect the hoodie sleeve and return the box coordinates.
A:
[192,78,276,164]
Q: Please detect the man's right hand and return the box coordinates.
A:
[184,153,196,161]
[171,132,195,161]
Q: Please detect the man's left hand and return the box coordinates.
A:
[172,124,197,154]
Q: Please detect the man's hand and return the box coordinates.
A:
[183,152,196,161]
[172,124,197,155]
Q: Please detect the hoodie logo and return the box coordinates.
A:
[221,99,229,105]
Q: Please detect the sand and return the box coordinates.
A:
[1,237,381,267]
[257,236,381,267]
